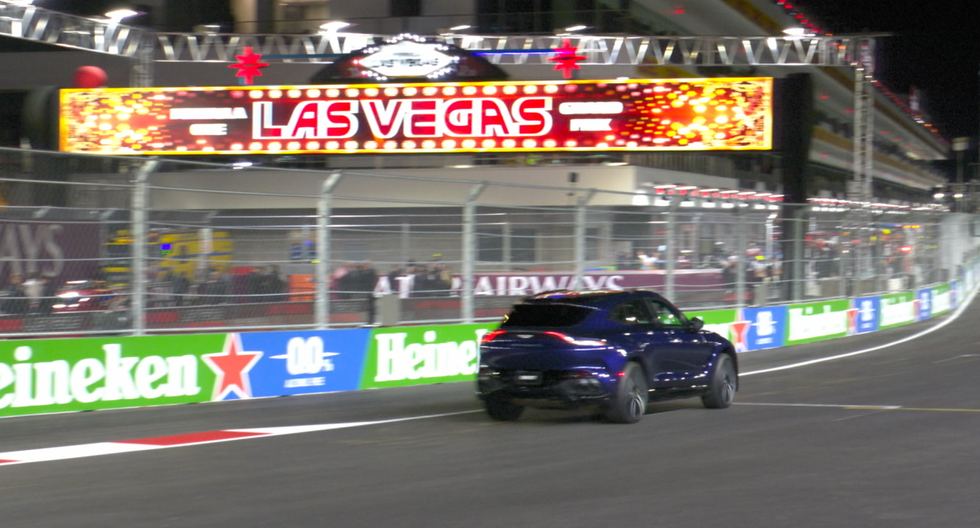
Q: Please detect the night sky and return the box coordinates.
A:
[800,0,980,141]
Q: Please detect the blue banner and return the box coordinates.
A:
[741,306,787,351]
[915,288,932,321]
[239,329,371,398]
[851,296,880,334]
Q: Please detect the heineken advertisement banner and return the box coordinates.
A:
[0,334,225,418]
[0,279,969,418]
[931,284,952,316]
[879,292,917,330]
[361,324,495,389]
[784,300,851,346]
[0,324,492,418]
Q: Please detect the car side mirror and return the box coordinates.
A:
[688,317,704,332]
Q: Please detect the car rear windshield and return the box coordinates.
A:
[500,304,593,328]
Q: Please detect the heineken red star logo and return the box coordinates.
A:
[548,39,587,79]
[203,334,263,400]
[229,46,269,85]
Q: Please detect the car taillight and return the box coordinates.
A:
[543,331,606,347]
[481,330,506,343]
[478,364,500,380]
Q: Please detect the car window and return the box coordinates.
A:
[648,299,687,329]
[610,299,654,326]
[501,303,593,327]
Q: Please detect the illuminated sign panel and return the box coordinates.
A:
[59,78,772,155]
[359,40,455,78]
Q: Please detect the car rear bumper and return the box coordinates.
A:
[477,374,613,408]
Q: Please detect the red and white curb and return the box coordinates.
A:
[0,411,476,467]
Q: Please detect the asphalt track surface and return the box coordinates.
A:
[3,294,980,527]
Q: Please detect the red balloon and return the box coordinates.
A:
[73,66,108,89]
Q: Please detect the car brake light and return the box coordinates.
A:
[543,331,606,346]
[481,330,506,343]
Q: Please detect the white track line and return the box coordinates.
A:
[741,285,980,377]
[0,411,479,467]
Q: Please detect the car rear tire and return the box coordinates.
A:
[604,362,648,424]
[485,395,524,421]
[702,354,737,409]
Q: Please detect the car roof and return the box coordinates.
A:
[521,289,664,309]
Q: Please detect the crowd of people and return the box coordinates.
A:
[615,244,784,291]
[0,257,459,319]
[151,265,287,307]
[332,258,454,299]
[388,259,453,297]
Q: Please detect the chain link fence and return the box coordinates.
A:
[0,147,975,337]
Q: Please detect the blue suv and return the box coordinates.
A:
[478,290,738,423]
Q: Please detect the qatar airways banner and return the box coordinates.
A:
[441,271,722,297]
[58,77,773,155]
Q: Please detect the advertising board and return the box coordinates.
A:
[879,292,916,330]
[930,284,951,315]
[60,77,773,155]
[360,324,495,389]
[916,288,932,321]
[741,306,787,351]
[851,296,881,334]
[785,300,850,346]
[0,334,224,418]
[238,329,370,398]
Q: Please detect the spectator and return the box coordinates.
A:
[1,274,28,315]
[650,251,665,270]
[260,264,286,301]
[172,272,191,306]
[197,269,229,305]
[437,262,452,296]
[245,267,263,298]
[38,272,58,315]
[387,264,403,291]
[333,262,354,299]
[721,257,737,290]
[616,251,633,270]
[635,250,650,270]
[22,272,44,313]
[354,261,378,323]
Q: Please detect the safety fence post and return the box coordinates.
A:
[131,158,159,336]
[463,182,487,323]
[316,171,343,329]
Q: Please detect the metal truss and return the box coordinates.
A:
[0,1,877,203]
[0,3,146,56]
[147,33,875,68]
[0,2,873,68]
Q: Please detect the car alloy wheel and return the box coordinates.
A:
[702,354,737,409]
[605,362,648,424]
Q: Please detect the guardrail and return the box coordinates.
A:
[0,257,975,419]
[0,150,974,338]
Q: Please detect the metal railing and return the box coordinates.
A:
[0,149,976,338]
